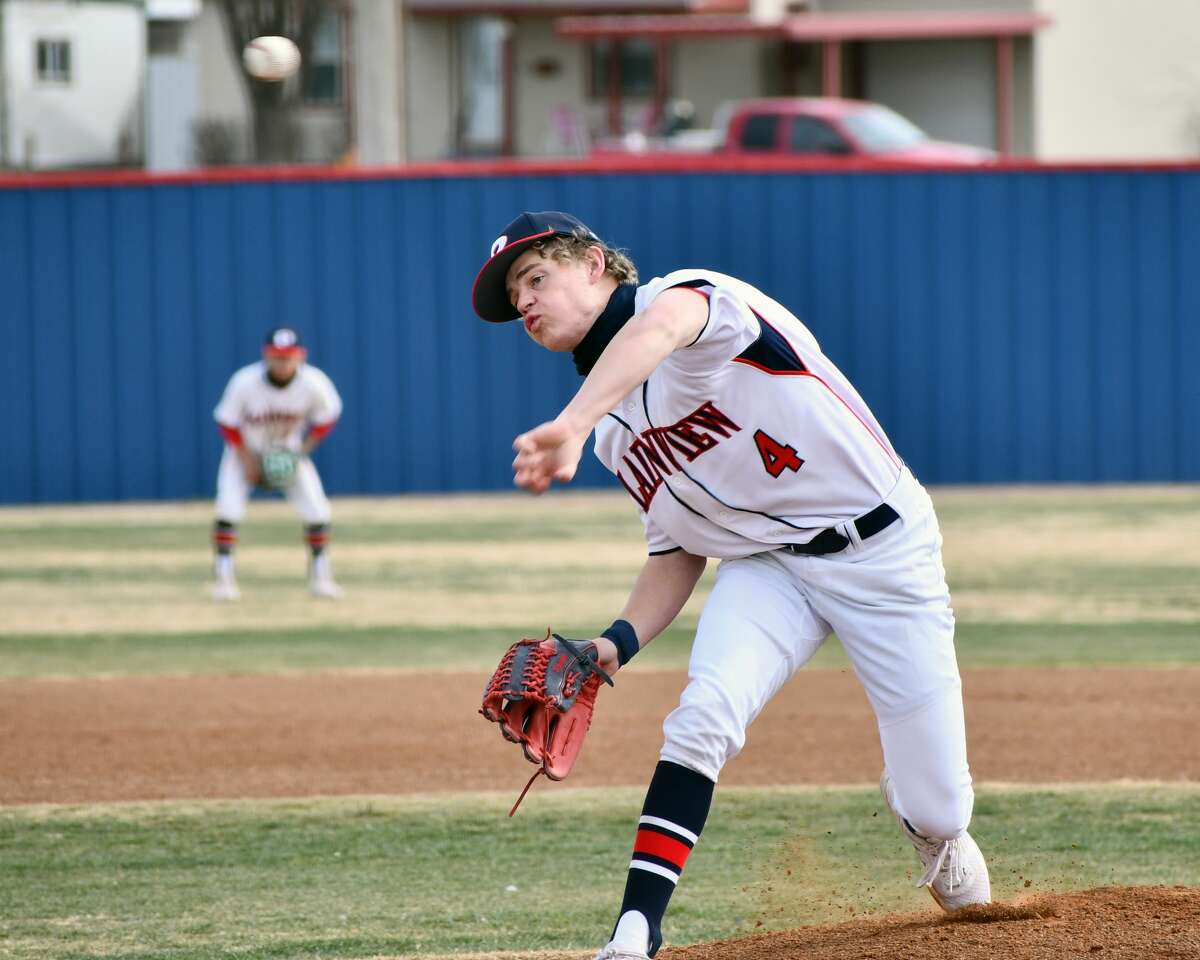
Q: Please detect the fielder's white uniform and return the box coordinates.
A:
[213,362,343,524]
[593,270,973,842]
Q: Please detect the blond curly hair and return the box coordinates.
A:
[529,227,639,286]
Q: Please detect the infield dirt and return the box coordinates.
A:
[3,665,1197,803]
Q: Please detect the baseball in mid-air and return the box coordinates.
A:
[243,35,301,82]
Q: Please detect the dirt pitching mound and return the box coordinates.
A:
[660,886,1200,960]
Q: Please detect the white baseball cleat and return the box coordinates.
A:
[308,576,344,599]
[594,947,650,960]
[880,771,991,911]
[594,911,652,959]
[212,555,240,601]
[211,577,241,602]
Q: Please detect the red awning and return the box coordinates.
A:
[557,9,1051,40]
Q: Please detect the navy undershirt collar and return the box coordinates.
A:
[572,283,638,377]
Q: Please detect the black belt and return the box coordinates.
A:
[782,503,900,556]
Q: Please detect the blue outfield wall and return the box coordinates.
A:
[1,167,1198,504]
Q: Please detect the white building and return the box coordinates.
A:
[0,0,145,170]
[1034,0,1200,160]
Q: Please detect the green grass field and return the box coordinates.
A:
[1,485,1198,959]
[1,619,1198,679]
[1,485,1198,677]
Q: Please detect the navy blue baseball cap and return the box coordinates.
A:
[472,211,599,323]
[263,327,304,356]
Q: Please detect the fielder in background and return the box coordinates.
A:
[473,213,991,960]
[211,327,344,601]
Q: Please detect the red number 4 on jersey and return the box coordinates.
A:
[754,429,804,478]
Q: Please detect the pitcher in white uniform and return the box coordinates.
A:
[211,327,344,601]
[472,212,991,960]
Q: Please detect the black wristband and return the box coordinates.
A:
[601,619,640,667]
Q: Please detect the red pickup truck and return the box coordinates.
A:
[721,98,993,164]
[593,97,994,166]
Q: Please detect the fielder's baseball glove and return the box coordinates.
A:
[480,629,613,814]
[259,448,298,489]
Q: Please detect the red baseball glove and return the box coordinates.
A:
[480,629,613,813]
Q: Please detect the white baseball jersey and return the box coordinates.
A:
[213,362,342,453]
[592,270,904,559]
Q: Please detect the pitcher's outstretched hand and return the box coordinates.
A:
[513,419,585,494]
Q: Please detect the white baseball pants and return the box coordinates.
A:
[214,447,332,525]
[660,470,974,841]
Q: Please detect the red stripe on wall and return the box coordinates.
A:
[634,829,692,869]
[6,159,1200,192]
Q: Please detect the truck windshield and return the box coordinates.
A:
[842,105,927,152]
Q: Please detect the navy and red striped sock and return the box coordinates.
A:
[305,523,329,557]
[212,520,237,556]
[611,760,715,957]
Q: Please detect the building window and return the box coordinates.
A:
[302,11,343,103]
[589,39,656,98]
[36,40,72,83]
[148,22,186,57]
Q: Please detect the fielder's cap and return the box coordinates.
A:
[472,211,599,323]
[263,327,305,356]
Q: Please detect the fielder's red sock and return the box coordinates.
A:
[611,760,714,957]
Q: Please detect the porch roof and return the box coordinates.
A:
[556,9,1051,40]
[408,0,743,15]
